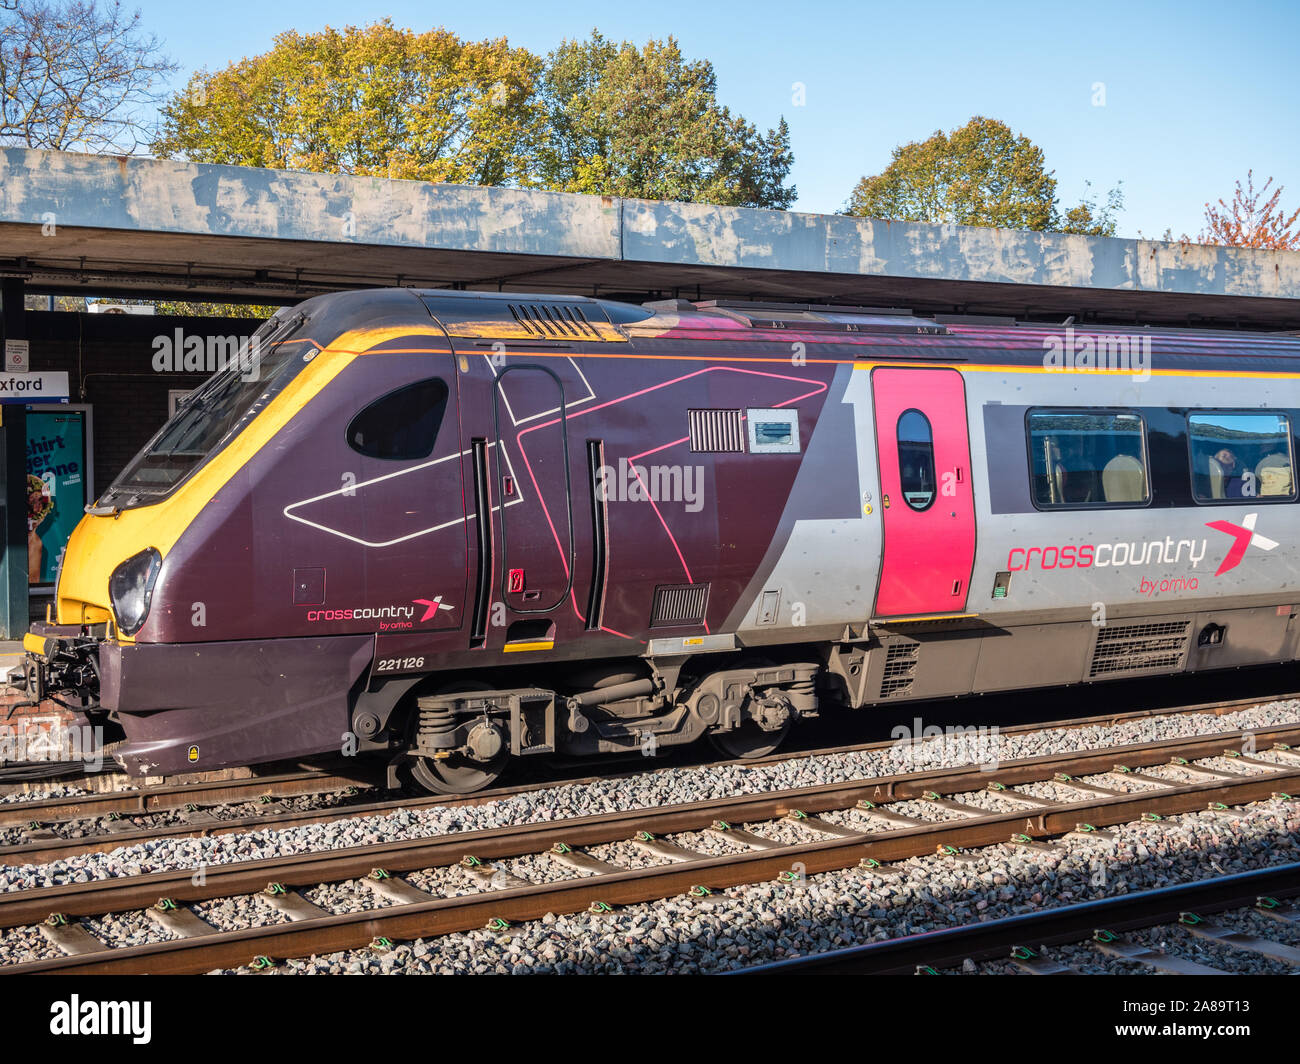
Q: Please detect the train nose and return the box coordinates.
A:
[51,504,167,633]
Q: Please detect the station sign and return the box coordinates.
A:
[0,371,69,403]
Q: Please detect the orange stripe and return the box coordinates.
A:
[339,340,1300,379]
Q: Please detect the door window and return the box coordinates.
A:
[897,409,937,511]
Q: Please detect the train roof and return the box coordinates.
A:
[297,287,1300,361]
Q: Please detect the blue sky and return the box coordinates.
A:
[137,0,1299,239]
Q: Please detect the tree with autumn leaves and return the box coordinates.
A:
[846,115,1300,249]
[1197,171,1300,251]
[845,116,1123,235]
[151,23,795,209]
[153,23,542,187]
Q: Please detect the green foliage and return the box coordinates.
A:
[152,20,543,186]
[1060,181,1125,237]
[153,24,796,209]
[847,116,1122,234]
[536,31,795,208]
[148,301,277,319]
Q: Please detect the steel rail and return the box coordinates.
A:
[729,862,1300,974]
[4,685,1292,818]
[4,691,1294,865]
[4,720,1297,928]
[3,727,1298,975]
[0,769,372,829]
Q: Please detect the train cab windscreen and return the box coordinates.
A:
[101,312,311,507]
[1027,411,1149,508]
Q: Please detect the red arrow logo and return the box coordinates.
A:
[1205,513,1279,576]
[413,596,454,621]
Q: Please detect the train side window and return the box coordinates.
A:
[1026,411,1149,508]
[347,378,450,460]
[1188,412,1295,502]
[897,409,936,511]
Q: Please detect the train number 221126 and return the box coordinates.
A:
[375,657,426,673]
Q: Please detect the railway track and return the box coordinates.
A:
[3,691,1295,867]
[2,722,1298,975]
[732,862,1300,974]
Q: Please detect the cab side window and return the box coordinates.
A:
[347,378,449,460]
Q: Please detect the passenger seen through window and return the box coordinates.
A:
[1189,413,1294,502]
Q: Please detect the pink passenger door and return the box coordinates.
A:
[872,367,976,617]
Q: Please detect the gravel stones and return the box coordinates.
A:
[4,698,1299,973]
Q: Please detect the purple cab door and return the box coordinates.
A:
[494,364,575,613]
[872,367,976,617]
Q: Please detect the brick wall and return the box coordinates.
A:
[22,310,266,495]
[0,688,76,726]
[0,686,83,769]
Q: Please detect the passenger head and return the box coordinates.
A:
[1214,448,1238,472]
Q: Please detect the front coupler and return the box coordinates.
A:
[6,623,105,715]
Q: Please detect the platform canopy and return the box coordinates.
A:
[1,147,1298,328]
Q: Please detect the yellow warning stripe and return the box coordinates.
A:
[872,613,980,624]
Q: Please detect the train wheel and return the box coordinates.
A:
[709,719,790,760]
[408,749,509,795]
[406,680,508,795]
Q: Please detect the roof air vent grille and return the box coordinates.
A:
[509,303,601,339]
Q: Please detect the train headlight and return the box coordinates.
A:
[109,548,162,636]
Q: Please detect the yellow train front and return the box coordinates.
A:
[18,289,464,778]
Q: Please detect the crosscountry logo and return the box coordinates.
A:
[413,596,455,621]
[1205,513,1278,576]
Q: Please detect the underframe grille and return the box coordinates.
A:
[1088,620,1191,678]
[880,642,919,698]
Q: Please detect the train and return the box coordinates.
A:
[13,288,1300,791]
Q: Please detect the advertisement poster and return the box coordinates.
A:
[25,408,91,588]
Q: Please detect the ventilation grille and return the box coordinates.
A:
[509,303,601,339]
[650,583,710,627]
[1088,620,1191,678]
[688,409,745,453]
[879,642,919,698]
